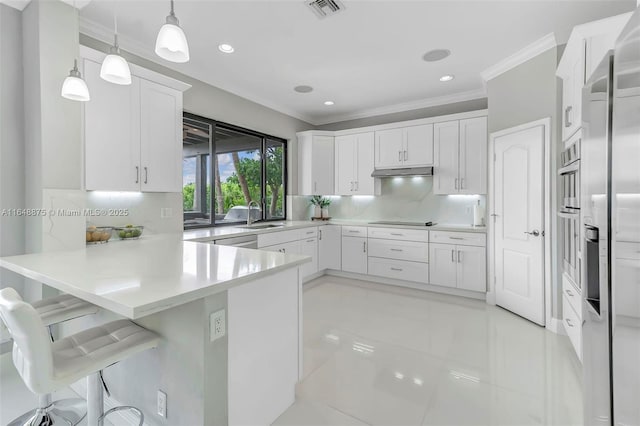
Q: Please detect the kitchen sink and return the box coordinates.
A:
[238,224,284,229]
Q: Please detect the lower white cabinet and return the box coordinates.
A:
[318,225,342,270]
[300,237,319,278]
[368,257,429,283]
[342,236,368,274]
[563,294,582,361]
[260,240,300,256]
[429,243,486,292]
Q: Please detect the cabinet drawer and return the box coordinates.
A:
[299,227,318,238]
[342,226,367,237]
[430,231,486,247]
[563,294,582,361]
[367,227,429,242]
[257,229,301,248]
[562,273,582,319]
[368,257,429,284]
[368,239,428,262]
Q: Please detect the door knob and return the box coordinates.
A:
[524,230,540,237]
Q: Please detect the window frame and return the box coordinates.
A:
[183,112,288,229]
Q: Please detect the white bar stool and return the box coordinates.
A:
[0,288,160,426]
[0,290,99,425]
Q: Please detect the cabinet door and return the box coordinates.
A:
[335,135,356,195]
[139,78,183,192]
[459,117,487,194]
[83,58,140,191]
[375,128,404,169]
[341,236,367,274]
[318,225,341,270]
[429,243,457,288]
[300,237,319,279]
[569,45,585,138]
[354,132,376,195]
[456,245,486,292]
[561,73,573,142]
[299,135,334,195]
[261,240,300,255]
[433,121,459,194]
[404,124,434,167]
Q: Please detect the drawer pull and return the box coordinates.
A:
[363,242,367,253]
[565,318,574,328]
[449,237,464,240]
[348,230,360,233]
[390,267,403,272]
[306,239,315,243]
[452,249,455,262]
[390,248,403,252]
[306,231,314,234]
[390,233,404,236]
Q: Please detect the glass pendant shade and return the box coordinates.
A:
[61,60,90,101]
[155,1,190,63]
[100,49,132,85]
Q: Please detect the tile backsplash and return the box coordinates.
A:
[290,177,486,225]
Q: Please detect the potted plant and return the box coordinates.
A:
[320,197,331,218]
[310,195,323,218]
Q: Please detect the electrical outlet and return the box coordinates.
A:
[160,207,173,218]
[157,390,167,418]
[210,309,226,342]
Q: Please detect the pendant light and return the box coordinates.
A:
[61,0,89,101]
[100,1,131,85]
[61,59,90,101]
[155,0,190,63]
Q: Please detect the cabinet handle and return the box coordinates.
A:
[363,242,367,253]
[391,267,403,272]
[451,249,455,262]
[282,248,286,253]
[449,237,464,240]
[144,167,148,184]
[398,151,402,162]
[457,250,462,263]
[565,318,574,328]
[390,248,403,252]
[306,231,314,235]
[350,181,354,191]
[348,230,360,233]
[455,178,458,190]
[135,166,139,184]
[390,233,404,236]
[355,181,359,191]
[460,178,464,190]
[565,106,572,128]
[319,230,322,240]
[306,239,315,243]
[404,150,408,161]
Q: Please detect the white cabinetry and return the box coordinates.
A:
[258,228,319,280]
[300,236,319,278]
[374,124,433,169]
[318,225,341,270]
[335,132,379,196]
[367,227,429,284]
[81,47,188,192]
[297,132,335,195]
[341,227,368,274]
[428,231,486,292]
[433,117,487,195]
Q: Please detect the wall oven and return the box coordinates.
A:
[558,135,581,288]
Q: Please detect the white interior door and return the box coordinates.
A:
[493,125,545,325]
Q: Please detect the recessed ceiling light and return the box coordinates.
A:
[294,85,313,93]
[422,49,451,62]
[439,75,454,82]
[218,44,235,54]
[324,101,334,106]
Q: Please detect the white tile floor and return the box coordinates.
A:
[274,276,583,426]
[0,276,582,426]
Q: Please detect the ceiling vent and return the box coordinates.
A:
[306,0,345,19]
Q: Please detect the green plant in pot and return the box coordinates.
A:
[310,196,331,219]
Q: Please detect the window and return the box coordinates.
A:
[183,112,287,228]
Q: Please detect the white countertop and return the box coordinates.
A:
[0,234,309,319]
[183,220,486,241]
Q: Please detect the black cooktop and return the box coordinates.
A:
[368,221,436,227]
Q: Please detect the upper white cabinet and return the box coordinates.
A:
[374,124,433,169]
[81,47,189,192]
[297,132,335,195]
[557,12,632,142]
[433,117,487,195]
[335,132,379,196]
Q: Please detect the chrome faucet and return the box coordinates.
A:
[247,200,260,226]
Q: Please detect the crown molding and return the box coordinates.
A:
[481,32,557,83]
[79,16,317,126]
[312,88,487,126]
[0,0,92,11]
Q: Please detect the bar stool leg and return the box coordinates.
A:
[87,373,104,426]
[8,393,86,426]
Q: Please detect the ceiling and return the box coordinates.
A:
[78,0,636,125]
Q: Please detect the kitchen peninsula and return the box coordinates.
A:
[0,234,309,426]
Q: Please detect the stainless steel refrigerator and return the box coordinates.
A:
[581,8,640,426]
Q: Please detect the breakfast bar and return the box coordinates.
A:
[0,234,310,425]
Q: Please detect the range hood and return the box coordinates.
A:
[371,166,433,178]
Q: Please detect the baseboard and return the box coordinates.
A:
[546,317,566,335]
[70,379,151,426]
[324,270,486,301]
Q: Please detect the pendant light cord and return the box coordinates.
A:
[113,1,119,49]
[170,0,175,17]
